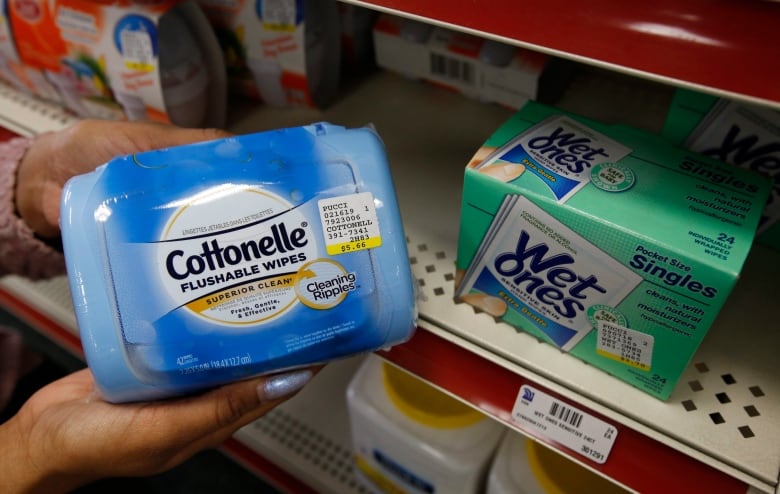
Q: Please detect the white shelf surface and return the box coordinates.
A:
[233,355,372,494]
[1,69,778,494]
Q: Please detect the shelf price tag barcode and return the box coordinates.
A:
[549,401,584,429]
[429,53,475,86]
[511,385,618,464]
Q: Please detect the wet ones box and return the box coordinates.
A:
[661,88,780,250]
[455,102,770,399]
[61,122,417,402]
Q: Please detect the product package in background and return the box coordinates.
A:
[197,0,341,108]
[60,122,417,403]
[337,3,378,75]
[0,0,64,102]
[2,0,226,127]
[456,101,771,399]
[661,88,780,250]
[372,13,559,110]
[347,354,505,494]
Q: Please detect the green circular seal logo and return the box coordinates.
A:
[591,163,635,192]
[587,304,628,328]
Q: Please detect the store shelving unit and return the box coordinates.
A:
[1,1,779,493]
[342,0,780,110]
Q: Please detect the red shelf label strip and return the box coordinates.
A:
[380,328,749,494]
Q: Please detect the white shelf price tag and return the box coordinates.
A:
[511,385,618,464]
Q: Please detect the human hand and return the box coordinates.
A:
[15,120,230,239]
[0,366,319,493]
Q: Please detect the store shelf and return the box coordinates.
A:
[0,85,76,135]
[232,70,777,493]
[232,356,373,494]
[343,0,780,110]
[1,67,778,494]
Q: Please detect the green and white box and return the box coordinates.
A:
[456,101,771,399]
[661,88,780,250]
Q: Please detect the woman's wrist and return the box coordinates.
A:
[0,415,94,494]
[14,133,60,239]
[0,136,65,279]
[0,417,60,493]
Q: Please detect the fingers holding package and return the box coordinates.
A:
[15,120,232,239]
[1,365,320,492]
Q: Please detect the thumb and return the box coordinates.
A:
[134,367,319,474]
[169,367,318,448]
[41,182,64,238]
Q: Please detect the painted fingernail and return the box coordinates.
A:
[259,369,313,401]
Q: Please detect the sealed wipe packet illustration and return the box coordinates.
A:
[477,115,632,201]
[61,122,417,402]
[457,195,642,350]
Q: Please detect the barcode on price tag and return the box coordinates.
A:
[511,385,617,464]
[429,53,476,86]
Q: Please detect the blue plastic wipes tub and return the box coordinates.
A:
[60,122,417,402]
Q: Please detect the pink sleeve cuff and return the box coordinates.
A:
[0,136,66,279]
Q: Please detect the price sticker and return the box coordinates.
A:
[261,0,297,30]
[597,321,654,371]
[318,192,382,255]
[121,29,154,72]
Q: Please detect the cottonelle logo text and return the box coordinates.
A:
[157,186,318,325]
[165,222,309,291]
